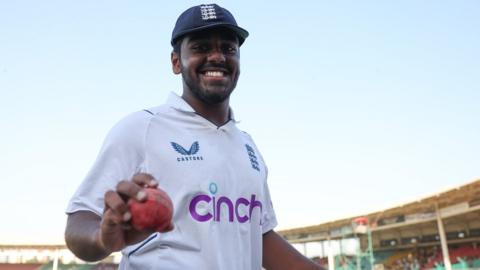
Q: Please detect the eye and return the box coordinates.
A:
[223,44,238,55]
[191,43,210,53]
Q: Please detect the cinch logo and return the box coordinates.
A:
[171,141,204,162]
[245,144,260,171]
[189,182,263,224]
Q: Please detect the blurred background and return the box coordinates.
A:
[0,0,479,269]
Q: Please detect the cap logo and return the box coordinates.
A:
[200,4,217,20]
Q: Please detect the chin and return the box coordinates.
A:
[198,89,232,104]
[201,93,229,104]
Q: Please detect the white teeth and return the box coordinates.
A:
[205,71,224,77]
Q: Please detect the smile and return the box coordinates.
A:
[204,71,224,77]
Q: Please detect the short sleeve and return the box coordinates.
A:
[261,166,278,234]
[241,132,278,234]
[65,111,152,216]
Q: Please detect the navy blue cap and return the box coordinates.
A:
[171,4,249,46]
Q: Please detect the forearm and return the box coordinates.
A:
[263,230,325,270]
[64,211,111,262]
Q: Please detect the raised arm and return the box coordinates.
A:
[263,230,325,270]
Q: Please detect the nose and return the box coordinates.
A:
[207,48,226,63]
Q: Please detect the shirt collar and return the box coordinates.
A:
[166,92,237,122]
[166,92,195,113]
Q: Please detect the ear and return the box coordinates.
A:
[171,52,181,74]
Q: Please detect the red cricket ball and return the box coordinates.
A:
[128,187,174,232]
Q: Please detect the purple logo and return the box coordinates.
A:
[189,182,263,224]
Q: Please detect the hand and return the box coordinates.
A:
[97,173,160,253]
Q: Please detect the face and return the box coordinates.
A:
[172,28,240,105]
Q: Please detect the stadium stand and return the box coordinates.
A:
[279,179,480,270]
[0,245,119,269]
[0,264,42,270]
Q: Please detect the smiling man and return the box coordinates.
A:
[65,4,323,270]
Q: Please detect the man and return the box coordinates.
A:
[65,4,323,270]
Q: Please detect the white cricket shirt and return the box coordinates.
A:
[66,92,277,270]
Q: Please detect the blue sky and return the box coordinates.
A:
[0,1,479,244]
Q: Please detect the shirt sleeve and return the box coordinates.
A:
[65,111,152,216]
[261,165,278,234]
[241,131,278,234]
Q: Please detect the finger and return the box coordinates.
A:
[102,208,124,226]
[102,209,132,233]
[116,180,147,202]
[99,210,128,252]
[164,223,174,232]
[104,190,130,221]
[132,173,158,188]
[121,223,132,230]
